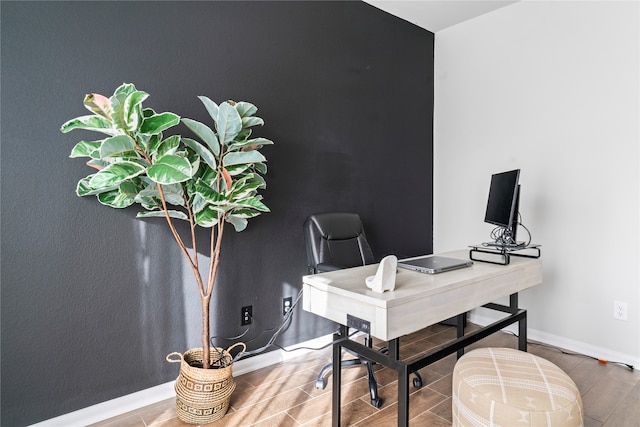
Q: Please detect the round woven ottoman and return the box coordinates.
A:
[452,347,583,426]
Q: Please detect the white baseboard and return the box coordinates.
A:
[29,334,335,427]
[29,381,177,427]
[469,309,639,368]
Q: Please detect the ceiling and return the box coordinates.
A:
[364,1,520,32]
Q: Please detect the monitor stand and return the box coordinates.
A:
[469,243,541,265]
[483,241,526,249]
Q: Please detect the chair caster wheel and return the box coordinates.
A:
[370,397,383,408]
[413,377,423,388]
[316,378,327,390]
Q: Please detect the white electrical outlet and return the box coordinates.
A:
[613,301,628,320]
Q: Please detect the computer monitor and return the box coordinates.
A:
[484,169,520,243]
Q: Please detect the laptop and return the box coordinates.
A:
[398,256,473,274]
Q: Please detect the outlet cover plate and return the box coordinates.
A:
[283,297,293,316]
[614,301,628,321]
[347,314,371,334]
[242,305,252,326]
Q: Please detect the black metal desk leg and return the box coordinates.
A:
[397,363,409,427]
[510,293,527,351]
[519,313,527,351]
[510,293,518,313]
[457,313,465,359]
[389,337,400,360]
[332,327,345,427]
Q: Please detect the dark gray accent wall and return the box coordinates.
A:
[1,1,434,425]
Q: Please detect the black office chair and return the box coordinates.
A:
[304,212,422,408]
[304,212,375,274]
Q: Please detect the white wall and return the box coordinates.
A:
[434,0,639,365]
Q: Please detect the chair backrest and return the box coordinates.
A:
[304,212,375,274]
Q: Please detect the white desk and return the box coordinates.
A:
[302,249,543,426]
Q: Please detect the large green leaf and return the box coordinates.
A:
[113,83,137,98]
[140,112,180,135]
[136,182,185,207]
[190,193,208,214]
[223,150,266,167]
[229,137,273,151]
[234,128,252,144]
[185,150,201,177]
[229,208,262,219]
[96,189,132,208]
[110,84,137,130]
[86,159,110,169]
[135,190,162,210]
[181,118,220,156]
[227,216,248,232]
[191,167,219,191]
[147,154,193,184]
[123,90,149,131]
[234,101,258,118]
[88,161,146,189]
[253,163,267,175]
[182,137,216,170]
[70,140,102,158]
[83,93,113,120]
[60,115,116,135]
[231,179,263,199]
[241,116,264,128]
[76,175,117,196]
[119,180,144,198]
[156,135,181,157]
[96,181,140,208]
[99,135,137,158]
[194,206,219,227]
[198,96,219,124]
[137,210,189,221]
[246,173,267,189]
[145,134,161,157]
[217,102,242,144]
[234,196,270,212]
[229,173,263,192]
[225,163,251,176]
[193,180,225,204]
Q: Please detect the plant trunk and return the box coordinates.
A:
[201,219,224,369]
[201,294,212,369]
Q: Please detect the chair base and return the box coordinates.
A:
[315,356,423,408]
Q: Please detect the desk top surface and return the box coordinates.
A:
[302,249,543,310]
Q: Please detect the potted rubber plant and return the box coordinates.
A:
[61,83,273,423]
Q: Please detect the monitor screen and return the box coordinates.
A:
[484,169,520,228]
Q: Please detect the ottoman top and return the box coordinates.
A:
[456,347,580,412]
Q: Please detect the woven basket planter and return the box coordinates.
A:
[166,343,245,424]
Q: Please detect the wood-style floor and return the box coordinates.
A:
[90,323,640,426]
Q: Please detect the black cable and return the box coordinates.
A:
[211,315,284,347]
[504,331,634,371]
[487,212,532,247]
[233,289,304,360]
[228,289,364,360]
[272,329,360,353]
[210,322,253,343]
[210,289,304,346]
[515,212,532,246]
